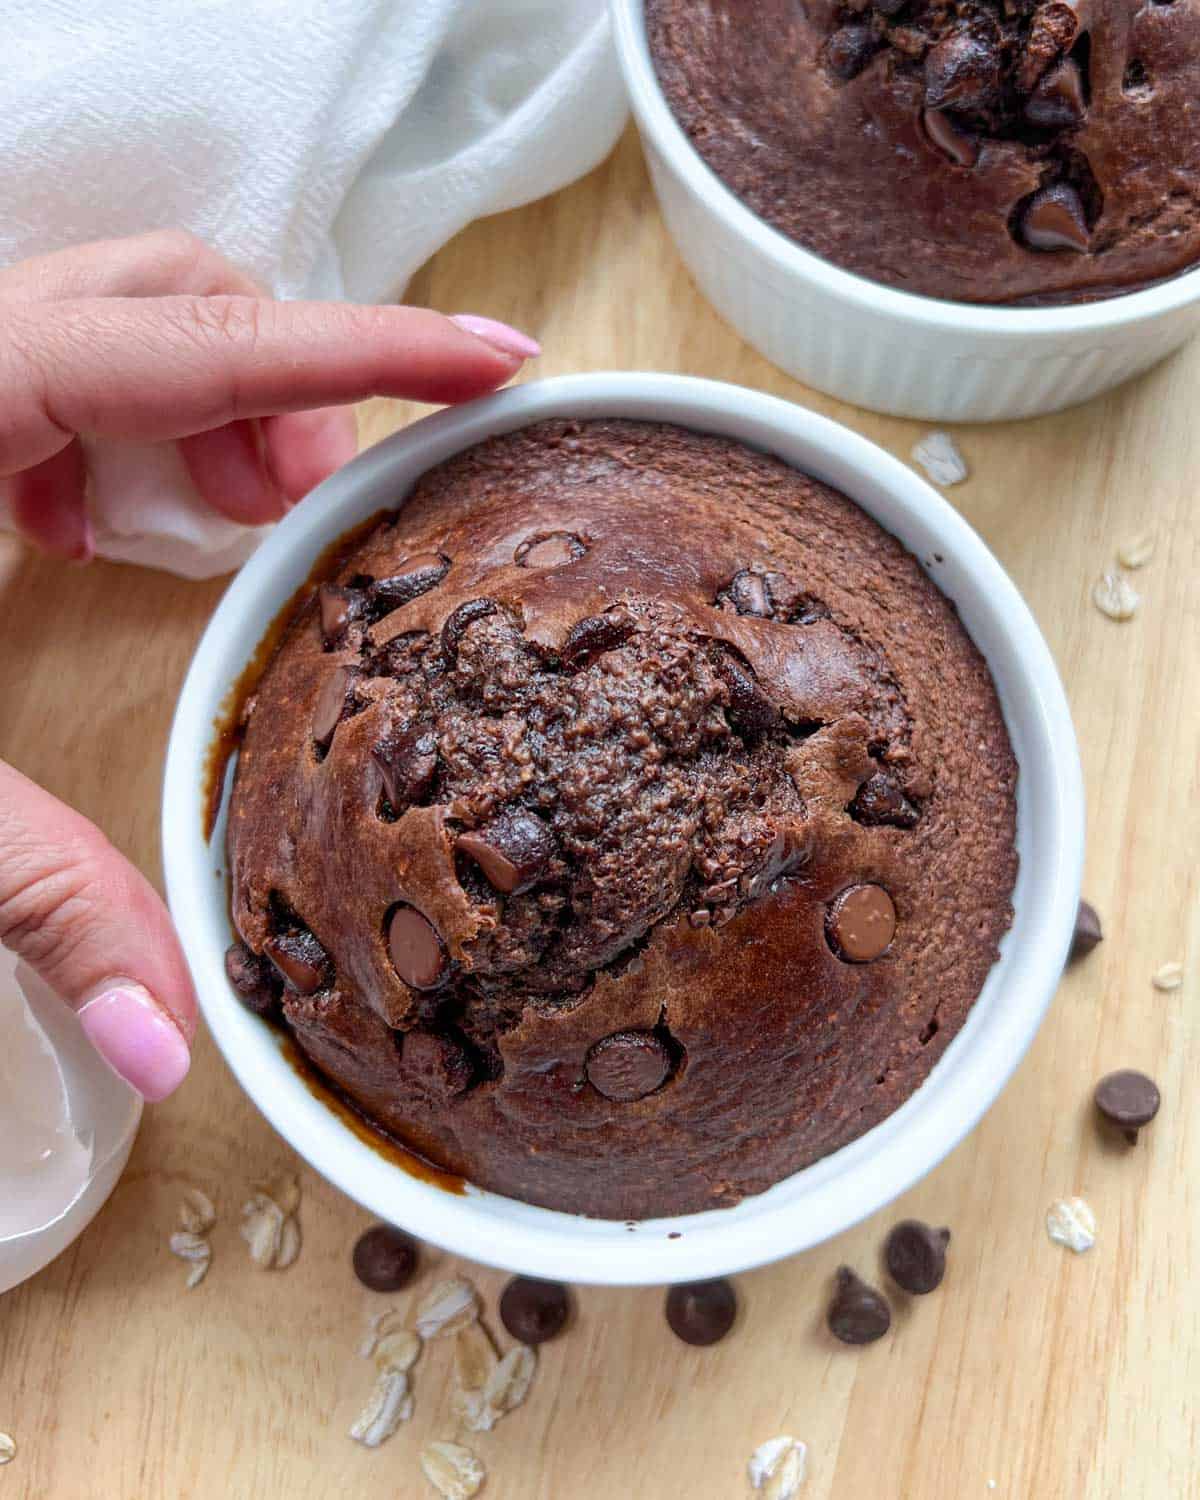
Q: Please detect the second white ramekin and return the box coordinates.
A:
[163,374,1083,1284]
[611,0,1200,423]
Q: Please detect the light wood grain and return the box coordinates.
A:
[0,129,1196,1500]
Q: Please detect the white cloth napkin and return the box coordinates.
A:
[0,0,627,577]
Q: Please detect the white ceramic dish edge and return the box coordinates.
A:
[163,374,1084,1285]
[610,0,1200,422]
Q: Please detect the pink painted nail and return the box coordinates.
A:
[78,982,190,1102]
[449,315,542,361]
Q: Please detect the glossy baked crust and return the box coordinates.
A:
[226,420,1018,1218]
[647,0,1200,305]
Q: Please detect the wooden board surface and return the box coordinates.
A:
[0,129,1197,1500]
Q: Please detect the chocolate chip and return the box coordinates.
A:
[825,25,879,81]
[224,941,282,1016]
[720,569,774,618]
[387,905,448,990]
[585,1030,671,1101]
[1069,899,1103,962]
[312,665,355,750]
[665,1279,737,1346]
[850,770,920,828]
[923,108,979,167]
[456,809,556,895]
[263,928,331,995]
[318,583,366,646]
[1094,1069,1160,1144]
[828,1267,892,1344]
[1024,56,1086,126]
[400,1029,474,1097]
[372,728,438,813]
[516,532,586,569]
[441,597,500,664]
[1016,1,1081,93]
[1018,182,1091,253]
[714,650,779,741]
[352,1224,420,1291]
[368,553,449,617]
[884,1220,951,1294]
[924,29,1001,111]
[560,608,636,670]
[499,1277,571,1345]
[826,883,897,963]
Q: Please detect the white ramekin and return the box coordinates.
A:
[611,0,1200,423]
[163,374,1084,1285]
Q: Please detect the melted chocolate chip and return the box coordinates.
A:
[714,650,779,741]
[1094,1069,1160,1143]
[400,1029,474,1097]
[441,597,500,664]
[318,584,366,646]
[387,905,448,989]
[516,532,586,569]
[499,1277,571,1345]
[352,1224,420,1291]
[1018,182,1091,253]
[456,809,556,895]
[1024,56,1086,126]
[828,1267,892,1344]
[826,884,897,963]
[224,942,282,1016]
[720,570,774,618]
[585,1030,671,1101]
[312,665,355,750]
[825,24,879,81]
[923,108,979,167]
[665,1279,737,1346]
[1069,899,1103,962]
[924,29,1002,111]
[850,770,920,828]
[884,1220,951,1294]
[368,553,449,617]
[263,928,331,995]
[560,609,636,670]
[372,728,438,813]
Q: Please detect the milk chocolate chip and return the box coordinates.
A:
[372,728,438,812]
[720,569,774,618]
[224,942,282,1016]
[714,650,779,741]
[263,929,331,995]
[353,1225,420,1291]
[312,665,355,750]
[923,108,979,168]
[318,584,366,646]
[924,29,1001,111]
[1094,1069,1160,1144]
[826,25,879,80]
[828,1267,892,1344]
[441,598,500,664]
[1024,57,1086,127]
[516,532,586,569]
[884,1220,951,1293]
[1069,899,1103,961]
[585,1031,671,1101]
[456,809,556,895]
[827,884,897,962]
[850,770,920,828]
[387,905,448,989]
[499,1277,571,1345]
[560,609,636,670]
[665,1279,737,1346]
[369,553,449,617]
[1018,182,1091,253]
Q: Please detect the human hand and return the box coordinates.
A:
[0,230,540,1098]
[0,229,539,559]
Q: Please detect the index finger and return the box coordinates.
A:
[0,298,533,475]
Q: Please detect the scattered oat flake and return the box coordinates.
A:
[169,1229,212,1288]
[349,1368,412,1448]
[360,1306,406,1360]
[483,1344,535,1418]
[242,1203,283,1268]
[749,1436,808,1497]
[1117,532,1156,569]
[453,1322,498,1395]
[415,1277,479,1340]
[178,1187,216,1235]
[1046,1196,1096,1253]
[375,1328,421,1375]
[255,1172,300,1217]
[1152,961,1184,992]
[1092,571,1140,621]
[274,1215,301,1270]
[912,431,968,487]
[421,1441,485,1500]
[0,1433,15,1464]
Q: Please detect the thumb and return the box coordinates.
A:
[0,760,195,1101]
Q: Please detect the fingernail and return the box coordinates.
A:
[449,315,542,360]
[78,982,191,1102]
